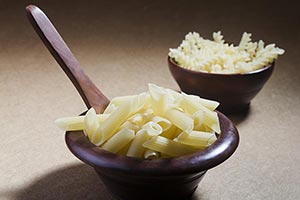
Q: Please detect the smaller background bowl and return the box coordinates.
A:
[168,56,274,114]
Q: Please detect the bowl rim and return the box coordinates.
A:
[168,56,274,76]
[65,110,239,176]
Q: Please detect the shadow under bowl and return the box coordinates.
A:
[168,56,274,114]
[65,111,239,200]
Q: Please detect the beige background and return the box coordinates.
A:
[1,0,300,199]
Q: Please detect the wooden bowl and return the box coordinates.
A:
[168,56,274,113]
[65,111,239,200]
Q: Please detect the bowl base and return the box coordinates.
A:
[96,169,206,200]
[112,187,197,200]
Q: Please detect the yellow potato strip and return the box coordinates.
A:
[177,131,217,147]
[181,96,220,133]
[102,128,135,153]
[148,83,174,115]
[143,136,198,157]
[193,110,205,130]
[164,108,194,133]
[92,100,133,146]
[204,125,215,133]
[151,116,171,131]
[84,108,100,139]
[97,114,110,123]
[160,125,179,139]
[182,93,219,111]
[142,108,154,115]
[103,103,117,114]
[114,93,149,112]
[134,92,151,111]
[117,142,132,156]
[111,95,137,106]
[141,122,163,136]
[54,114,109,131]
[127,122,163,158]
[166,89,183,104]
[198,98,219,111]
[120,121,140,132]
[127,129,150,158]
[203,111,220,134]
[55,116,85,131]
[128,113,153,126]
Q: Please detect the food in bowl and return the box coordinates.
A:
[169,31,284,74]
[65,108,239,200]
[56,84,221,158]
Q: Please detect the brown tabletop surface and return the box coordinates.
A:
[1,0,300,199]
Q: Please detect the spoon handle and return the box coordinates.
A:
[26,5,109,114]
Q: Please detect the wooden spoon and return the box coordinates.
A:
[26,5,110,114]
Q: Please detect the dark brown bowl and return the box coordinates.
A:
[65,111,239,200]
[168,56,274,114]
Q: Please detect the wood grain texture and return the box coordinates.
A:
[26,5,109,114]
